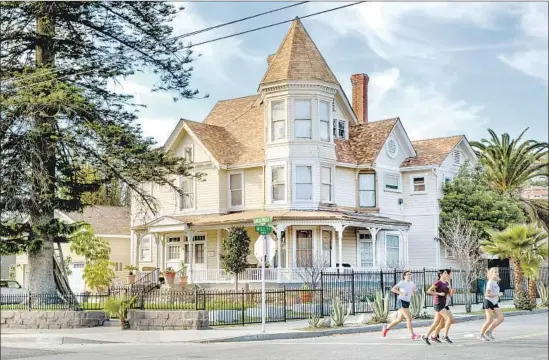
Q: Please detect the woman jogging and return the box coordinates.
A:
[382,271,421,341]
[430,269,456,343]
[478,267,504,341]
[422,269,454,345]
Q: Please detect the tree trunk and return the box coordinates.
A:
[528,279,537,307]
[28,10,58,296]
[511,258,527,307]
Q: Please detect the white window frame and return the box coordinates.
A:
[410,175,427,195]
[140,235,152,262]
[179,176,196,210]
[294,99,312,140]
[453,149,461,165]
[383,172,401,192]
[320,165,334,203]
[318,101,331,142]
[320,227,335,268]
[270,99,286,142]
[358,172,376,208]
[228,171,244,210]
[293,163,314,202]
[269,163,287,204]
[384,232,401,268]
[333,119,347,140]
[356,231,374,268]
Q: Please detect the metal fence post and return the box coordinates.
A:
[423,267,427,309]
[351,270,356,315]
[28,292,32,311]
[283,286,287,322]
[140,293,144,310]
[379,270,384,295]
[393,269,397,306]
[241,289,245,326]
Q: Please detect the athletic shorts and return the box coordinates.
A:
[433,302,447,312]
[482,299,499,310]
[397,299,410,309]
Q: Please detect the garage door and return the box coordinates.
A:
[68,262,85,294]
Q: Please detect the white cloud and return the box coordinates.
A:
[498,3,548,83]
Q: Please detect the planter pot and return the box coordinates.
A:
[126,274,136,285]
[300,293,313,303]
[178,275,187,285]
[164,272,176,285]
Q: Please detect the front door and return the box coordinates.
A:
[68,262,85,293]
[358,232,373,268]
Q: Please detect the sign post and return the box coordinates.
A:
[253,217,274,334]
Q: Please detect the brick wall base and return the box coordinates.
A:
[1,311,107,329]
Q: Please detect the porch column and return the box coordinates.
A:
[334,224,345,268]
[154,233,160,269]
[368,227,380,268]
[216,229,221,268]
[185,230,195,284]
[134,232,143,269]
[276,224,287,283]
[397,229,409,268]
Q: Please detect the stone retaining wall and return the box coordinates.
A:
[127,310,209,330]
[1,311,107,329]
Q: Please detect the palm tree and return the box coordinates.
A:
[519,227,548,306]
[471,128,548,230]
[481,224,548,309]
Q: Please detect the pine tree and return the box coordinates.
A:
[1,2,201,295]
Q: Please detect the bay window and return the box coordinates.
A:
[271,166,285,202]
[294,100,312,139]
[385,234,400,267]
[271,100,286,141]
[319,101,330,141]
[321,166,332,202]
[358,173,376,207]
[295,165,313,201]
[296,230,313,267]
[180,178,194,209]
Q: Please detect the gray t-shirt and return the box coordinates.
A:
[485,280,500,304]
[396,280,416,302]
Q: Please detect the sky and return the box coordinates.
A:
[111,2,548,145]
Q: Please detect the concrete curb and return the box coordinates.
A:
[1,335,120,345]
[196,308,549,343]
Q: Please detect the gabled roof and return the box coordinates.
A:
[335,118,399,165]
[260,18,339,86]
[63,206,130,235]
[401,135,464,167]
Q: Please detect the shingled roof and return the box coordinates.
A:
[64,206,130,235]
[260,18,339,86]
[401,135,464,167]
[335,118,399,165]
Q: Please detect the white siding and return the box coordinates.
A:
[335,167,356,207]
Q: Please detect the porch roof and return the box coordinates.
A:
[133,209,411,231]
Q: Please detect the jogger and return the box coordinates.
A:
[431,269,456,343]
[382,271,421,341]
[479,267,505,341]
[422,270,454,345]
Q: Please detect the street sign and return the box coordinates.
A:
[253,235,276,264]
[253,216,273,225]
[255,225,271,235]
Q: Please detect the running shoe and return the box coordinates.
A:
[421,335,431,345]
[412,333,421,341]
[477,334,490,342]
[430,335,442,343]
[441,335,453,344]
[486,331,495,340]
[382,326,388,337]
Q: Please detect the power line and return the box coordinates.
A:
[1,67,107,93]
[182,2,365,50]
[171,1,309,41]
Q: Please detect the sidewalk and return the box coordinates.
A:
[1,301,546,345]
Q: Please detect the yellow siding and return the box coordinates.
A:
[206,229,218,268]
[244,167,264,210]
[219,169,228,210]
[196,168,220,211]
[342,227,357,267]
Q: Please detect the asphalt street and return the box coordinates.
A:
[2,313,547,360]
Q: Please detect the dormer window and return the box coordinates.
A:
[271,100,286,141]
[319,101,330,141]
[333,119,346,139]
[294,100,312,139]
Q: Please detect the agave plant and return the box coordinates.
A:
[536,281,548,307]
[331,296,351,327]
[104,293,138,330]
[409,289,425,319]
[307,312,322,329]
[366,290,389,323]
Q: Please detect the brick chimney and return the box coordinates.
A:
[351,73,369,124]
[267,54,275,66]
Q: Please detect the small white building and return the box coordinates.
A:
[130,19,477,286]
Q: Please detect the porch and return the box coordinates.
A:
[131,210,411,286]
